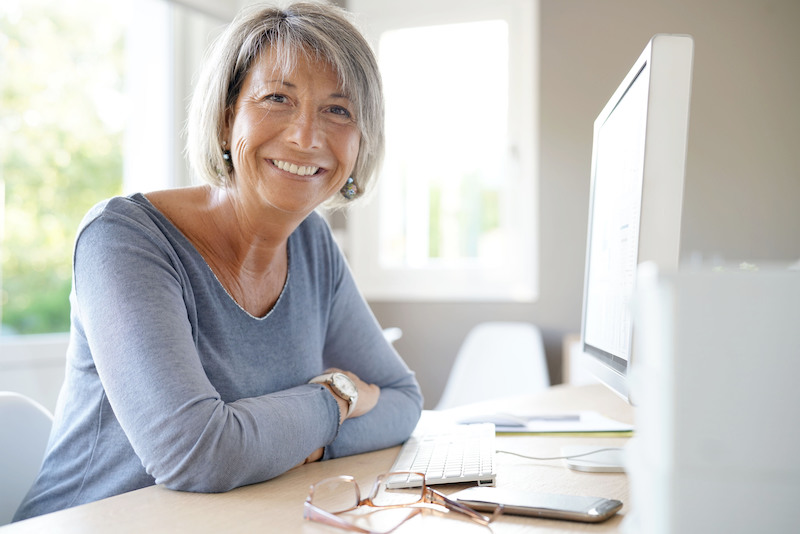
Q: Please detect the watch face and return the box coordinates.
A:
[332,373,358,398]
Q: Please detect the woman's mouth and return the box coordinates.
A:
[271,159,320,177]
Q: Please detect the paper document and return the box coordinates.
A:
[456,410,633,434]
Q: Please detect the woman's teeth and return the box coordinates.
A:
[272,160,319,177]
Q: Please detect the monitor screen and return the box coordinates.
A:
[580,34,694,402]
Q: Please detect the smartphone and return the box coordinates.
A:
[451,487,622,523]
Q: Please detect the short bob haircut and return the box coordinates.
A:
[186,1,384,209]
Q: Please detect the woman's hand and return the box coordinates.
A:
[302,369,381,465]
[331,368,380,420]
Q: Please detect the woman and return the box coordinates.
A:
[14,1,423,520]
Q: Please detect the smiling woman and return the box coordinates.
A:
[12,1,422,523]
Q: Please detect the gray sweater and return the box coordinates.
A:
[14,194,423,520]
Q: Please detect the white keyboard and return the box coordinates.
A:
[387,423,497,488]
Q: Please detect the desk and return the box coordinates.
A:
[2,384,633,533]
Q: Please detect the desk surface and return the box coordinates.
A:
[2,384,633,533]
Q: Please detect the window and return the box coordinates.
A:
[0,0,221,337]
[347,0,538,301]
[0,0,226,410]
[0,0,129,335]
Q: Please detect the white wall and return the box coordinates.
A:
[367,0,800,408]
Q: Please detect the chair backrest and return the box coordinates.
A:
[0,392,53,525]
[382,327,403,345]
[435,322,550,410]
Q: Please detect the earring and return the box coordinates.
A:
[340,177,358,200]
[221,142,233,171]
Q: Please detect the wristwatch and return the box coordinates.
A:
[309,372,358,417]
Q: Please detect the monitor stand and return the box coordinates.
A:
[561,445,626,473]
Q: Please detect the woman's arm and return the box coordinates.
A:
[317,237,424,460]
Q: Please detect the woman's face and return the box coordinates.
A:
[224,47,361,215]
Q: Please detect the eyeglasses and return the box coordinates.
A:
[303,471,502,534]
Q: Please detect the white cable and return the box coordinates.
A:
[496,447,623,461]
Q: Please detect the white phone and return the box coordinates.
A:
[451,487,622,523]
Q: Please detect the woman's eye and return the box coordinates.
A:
[329,106,353,119]
[265,94,287,104]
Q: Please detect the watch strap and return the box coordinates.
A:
[309,372,357,417]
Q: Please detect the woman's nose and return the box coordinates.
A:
[285,111,321,149]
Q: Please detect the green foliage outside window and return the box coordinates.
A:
[1,0,124,334]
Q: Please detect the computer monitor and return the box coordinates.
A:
[579,34,694,404]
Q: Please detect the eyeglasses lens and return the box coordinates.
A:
[312,478,360,514]
[372,473,425,507]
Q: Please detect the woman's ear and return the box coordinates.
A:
[221,104,236,146]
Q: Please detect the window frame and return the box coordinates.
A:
[346,0,539,302]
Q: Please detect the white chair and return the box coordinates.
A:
[435,322,550,410]
[0,392,53,525]
[382,327,403,345]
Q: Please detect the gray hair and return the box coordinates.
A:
[186,1,384,208]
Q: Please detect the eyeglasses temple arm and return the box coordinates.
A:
[304,501,374,534]
[425,487,503,525]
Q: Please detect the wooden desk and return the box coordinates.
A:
[2,384,633,533]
